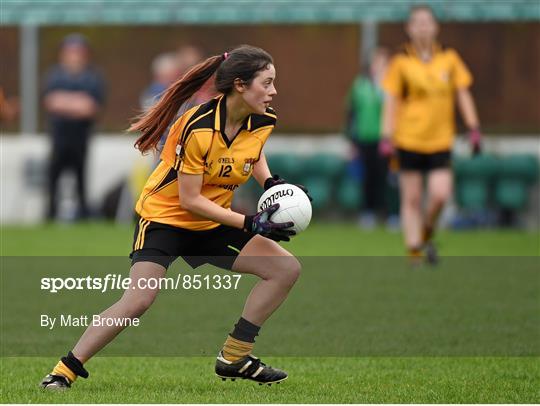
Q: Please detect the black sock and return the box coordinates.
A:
[61,351,89,378]
[230,317,260,343]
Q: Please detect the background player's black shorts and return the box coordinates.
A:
[397,148,451,172]
[130,217,257,270]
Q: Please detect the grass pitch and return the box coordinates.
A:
[1,221,538,256]
[2,357,539,403]
[1,222,538,403]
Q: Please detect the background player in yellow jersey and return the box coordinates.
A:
[380,5,482,264]
[41,45,310,389]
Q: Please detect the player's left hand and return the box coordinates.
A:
[468,128,482,156]
[264,174,313,201]
[244,203,296,242]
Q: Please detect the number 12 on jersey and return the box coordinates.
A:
[218,164,232,177]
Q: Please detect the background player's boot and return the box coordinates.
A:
[40,374,71,390]
[424,241,439,265]
[215,351,287,385]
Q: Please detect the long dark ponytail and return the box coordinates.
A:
[130,55,222,153]
[130,45,273,153]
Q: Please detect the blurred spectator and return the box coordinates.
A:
[140,52,181,111]
[380,5,482,264]
[140,46,208,115]
[176,45,216,110]
[140,46,214,148]
[176,45,203,77]
[0,87,19,123]
[346,47,397,229]
[43,33,106,221]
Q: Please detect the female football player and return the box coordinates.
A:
[41,45,309,389]
[380,5,482,264]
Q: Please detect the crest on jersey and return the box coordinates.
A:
[439,70,450,83]
[242,158,256,176]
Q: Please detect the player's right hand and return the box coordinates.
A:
[264,174,313,201]
[469,128,482,156]
[243,204,296,242]
[378,138,395,157]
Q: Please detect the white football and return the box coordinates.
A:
[257,184,312,234]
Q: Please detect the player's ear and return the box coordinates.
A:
[233,78,247,93]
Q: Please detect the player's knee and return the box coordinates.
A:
[405,194,422,210]
[288,259,302,284]
[277,257,301,287]
[431,190,450,206]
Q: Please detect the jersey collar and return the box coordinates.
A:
[213,94,251,147]
[405,42,442,61]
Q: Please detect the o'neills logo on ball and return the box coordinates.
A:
[259,188,294,210]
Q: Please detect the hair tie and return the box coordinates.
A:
[222,52,229,60]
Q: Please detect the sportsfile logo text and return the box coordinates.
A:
[40,273,242,293]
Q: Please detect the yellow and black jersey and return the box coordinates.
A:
[383,43,473,153]
[135,95,277,230]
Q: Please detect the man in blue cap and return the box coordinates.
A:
[43,33,106,220]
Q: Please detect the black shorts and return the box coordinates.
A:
[397,148,451,172]
[130,218,257,270]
